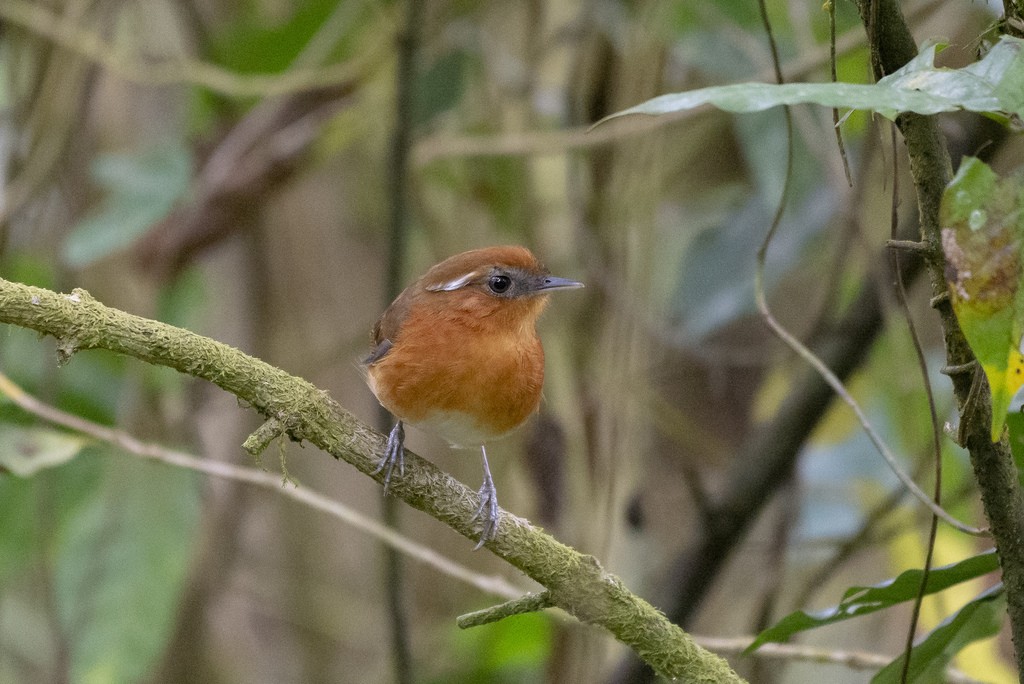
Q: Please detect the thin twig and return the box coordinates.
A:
[693,637,983,683]
[0,370,525,601]
[457,592,555,629]
[754,265,985,535]
[828,0,854,187]
[887,120,942,683]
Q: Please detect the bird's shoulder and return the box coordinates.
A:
[365,284,424,364]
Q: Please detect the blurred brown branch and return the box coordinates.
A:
[134,85,354,278]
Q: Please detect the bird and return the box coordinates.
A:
[364,246,583,549]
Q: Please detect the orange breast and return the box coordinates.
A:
[367,302,545,446]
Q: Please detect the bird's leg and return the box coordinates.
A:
[471,445,499,550]
[373,420,405,494]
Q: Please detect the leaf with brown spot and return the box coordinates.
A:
[940,157,1024,441]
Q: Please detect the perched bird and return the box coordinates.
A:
[364,246,583,548]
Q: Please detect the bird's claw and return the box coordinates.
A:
[470,472,499,550]
[373,421,405,494]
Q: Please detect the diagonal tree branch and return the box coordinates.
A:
[0,277,744,683]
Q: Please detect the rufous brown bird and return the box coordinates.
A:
[364,246,583,548]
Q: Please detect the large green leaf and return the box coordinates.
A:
[940,157,1024,441]
[54,455,201,684]
[748,550,1000,651]
[62,141,192,268]
[872,584,1005,684]
[599,36,1024,123]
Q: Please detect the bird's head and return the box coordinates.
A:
[418,246,583,330]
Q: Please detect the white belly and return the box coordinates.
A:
[416,410,508,448]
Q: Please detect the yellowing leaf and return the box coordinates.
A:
[940,158,1024,441]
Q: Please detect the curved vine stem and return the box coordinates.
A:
[754,220,985,536]
[752,0,984,540]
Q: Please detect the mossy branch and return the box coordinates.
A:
[456,591,554,628]
[0,277,744,683]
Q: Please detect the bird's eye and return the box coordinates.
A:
[488,274,513,294]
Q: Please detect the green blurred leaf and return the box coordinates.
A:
[157,266,208,331]
[600,37,1024,124]
[44,347,127,427]
[438,612,551,683]
[0,475,37,582]
[1,453,109,677]
[480,612,552,672]
[211,0,345,74]
[449,155,532,237]
[670,1,762,33]
[415,50,469,127]
[872,584,1005,684]
[1007,409,1024,481]
[63,142,192,268]
[54,456,201,684]
[0,253,57,289]
[0,426,88,476]
[672,186,835,340]
[748,550,1000,651]
[940,157,1024,440]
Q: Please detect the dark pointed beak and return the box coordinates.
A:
[536,275,584,291]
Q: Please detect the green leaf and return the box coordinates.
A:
[598,36,1024,124]
[672,186,835,340]
[940,157,1024,440]
[1006,409,1024,482]
[54,456,200,684]
[872,584,1005,684]
[210,0,343,75]
[0,426,88,476]
[0,475,37,582]
[62,141,192,268]
[439,611,552,683]
[748,550,1000,651]
[414,50,469,127]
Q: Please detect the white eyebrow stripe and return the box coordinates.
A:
[425,270,482,292]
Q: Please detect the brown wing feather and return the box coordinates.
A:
[365,285,416,365]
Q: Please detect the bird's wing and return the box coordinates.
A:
[363,338,393,365]
[364,287,415,365]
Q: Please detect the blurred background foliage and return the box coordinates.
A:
[0,0,1020,682]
